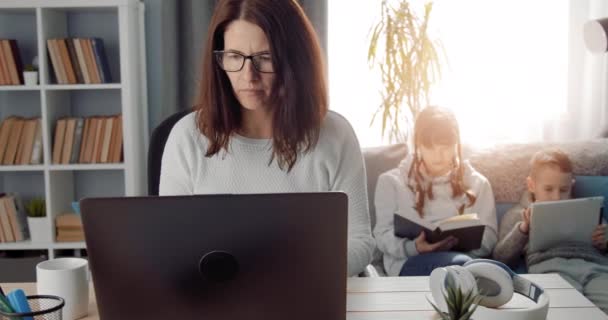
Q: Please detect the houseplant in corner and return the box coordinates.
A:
[25,198,49,242]
[368,0,444,142]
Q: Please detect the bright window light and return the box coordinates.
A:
[328,0,569,148]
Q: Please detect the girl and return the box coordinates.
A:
[374,106,497,276]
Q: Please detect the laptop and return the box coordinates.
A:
[80,193,348,320]
[529,196,603,253]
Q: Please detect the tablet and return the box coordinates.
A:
[529,196,603,253]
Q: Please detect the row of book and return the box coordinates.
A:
[0,117,43,166]
[47,38,112,85]
[56,213,83,242]
[0,194,29,243]
[0,39,24,86]
[52,115,123,165]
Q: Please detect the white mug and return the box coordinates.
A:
[36,258,89,320]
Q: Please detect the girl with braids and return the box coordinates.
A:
[373,106,498,276]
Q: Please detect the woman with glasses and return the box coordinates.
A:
[159,0,375,277]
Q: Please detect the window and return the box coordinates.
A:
[329,0,569,147]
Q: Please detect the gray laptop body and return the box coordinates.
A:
[81,193,347,320]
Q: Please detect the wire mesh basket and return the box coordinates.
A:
[0,295,64,320]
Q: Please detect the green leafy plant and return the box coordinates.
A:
[25,198,46,218]
[368,0,444,141]
[24,64,37,72]
[430,284,482,320]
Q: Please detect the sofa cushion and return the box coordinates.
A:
[573,175,608,222]
[464,139,608,203]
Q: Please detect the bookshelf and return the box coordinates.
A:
[0,0,147,260]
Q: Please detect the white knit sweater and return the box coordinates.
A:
[374,154,498,276]
[159,111,375,276]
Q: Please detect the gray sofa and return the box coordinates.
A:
[362,139,608,275]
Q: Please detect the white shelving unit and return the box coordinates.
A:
[0,0,147,259]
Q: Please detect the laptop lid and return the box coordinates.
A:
[529,196,603,253]
[81,193,348,320]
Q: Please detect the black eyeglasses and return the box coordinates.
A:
[214,50,274,73]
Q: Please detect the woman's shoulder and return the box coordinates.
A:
[168,111,204,142]
[319,111,357,142]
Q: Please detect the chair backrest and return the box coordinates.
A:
[147,109,192,195]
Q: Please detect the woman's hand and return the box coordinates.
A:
[592,224,607,252]
[414,231,458,254]
[519,208,531,235]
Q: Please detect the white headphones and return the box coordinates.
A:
[429,259,549,320]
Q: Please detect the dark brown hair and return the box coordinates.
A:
[195,0,328,171]
[407,106,476,217]
[530,148,573,177]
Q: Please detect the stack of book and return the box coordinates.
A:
[47,37,112,84]
[0,194,29,243]
[0,39,24,85]
[55,213,84,242]
[52,114,123,164]
[0,117,43,166]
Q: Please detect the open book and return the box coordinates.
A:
[394,213,485,252]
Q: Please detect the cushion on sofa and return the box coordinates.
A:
[464,139,608,203]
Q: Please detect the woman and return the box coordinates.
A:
[374,106,498,276]
[159,0,374,276]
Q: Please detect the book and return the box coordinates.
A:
[91,38,112,83]
[394,213,485,252]
[83,117,98,163]
[78,117,90,163]
[66,38,84,84]
[100,117,113,162]
[0,199,14,242]
[0,117,15,161]
[30,119,43,164]
[2,195,27,242]
[18,118,37,165]
[0,41,9,85]
[61,118,77,164]
[2,40,23,85]
[58,38,76,84]
[70,118,84,164]
[83,38,100,84]
[52,118,67,164]
[2,117,24,165]
[47,39,64,84]
[73,39,91,84]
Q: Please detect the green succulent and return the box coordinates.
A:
[430,283,482,320]
[24,64,37,72]
[25,198,46,218]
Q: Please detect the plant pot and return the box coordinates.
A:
[23,71,38,86]
[27,216,51,243]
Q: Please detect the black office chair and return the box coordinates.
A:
[147,109,192,196]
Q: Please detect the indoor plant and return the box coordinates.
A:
[368,0,444,141]
[429,274,482,320]
[25,198,49,242]
[23,64,38,85]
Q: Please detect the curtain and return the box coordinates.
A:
[562,0,608,140]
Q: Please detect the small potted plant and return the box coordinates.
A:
[23,64,38,86]
[429,275,482,320]
[25,198,50,242]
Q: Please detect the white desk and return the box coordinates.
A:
[3,273,606,319]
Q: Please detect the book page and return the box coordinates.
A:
[437,213,480,231]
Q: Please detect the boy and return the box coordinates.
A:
[493,148,608,313]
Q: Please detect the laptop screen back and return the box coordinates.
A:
[81,193,348,320]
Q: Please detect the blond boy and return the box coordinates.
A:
[493,148,608,314]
